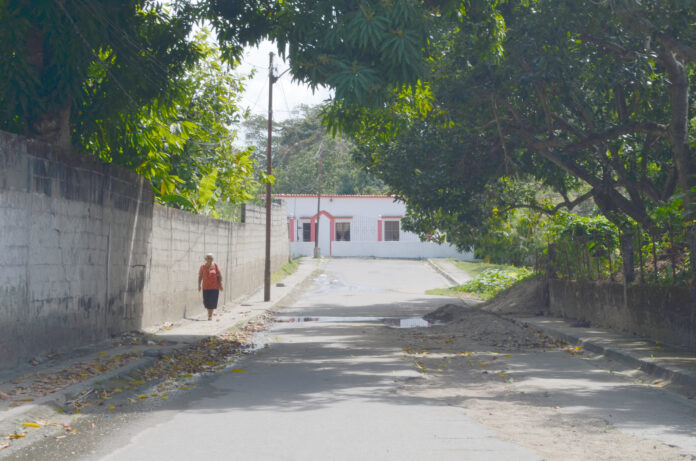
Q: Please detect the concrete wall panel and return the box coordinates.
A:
[0,131,289,370]
[549,280,695,350]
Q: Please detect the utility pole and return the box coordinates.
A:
[264,52,274,302]
[314,141,323,258]
[263,52,290,301]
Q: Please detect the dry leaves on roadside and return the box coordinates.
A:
[4,352,142,405]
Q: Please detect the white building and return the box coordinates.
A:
[277,194,474,260]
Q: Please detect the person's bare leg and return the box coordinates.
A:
[207,309,213,320]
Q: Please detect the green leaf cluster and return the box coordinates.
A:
[455,267,533,300]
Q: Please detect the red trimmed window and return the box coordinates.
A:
[335,222,351,241]
[384,221,399,241]
[302,222,312,242]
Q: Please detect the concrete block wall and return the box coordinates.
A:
[0,130,289,370]
[0,131,153,369]
[549,280,695,350]
[141,204,289,326]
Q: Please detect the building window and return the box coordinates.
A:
[384,221,399,241]
[335,222,350,241]
[302,222,312,242]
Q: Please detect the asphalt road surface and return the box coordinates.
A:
[6,259,696,461]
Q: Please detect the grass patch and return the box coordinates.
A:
[271,258,301,284]
[434,260,534,300]
[450,259,525,277]
[425,287,483,301]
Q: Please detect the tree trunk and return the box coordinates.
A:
[637,229,645,283]
[28,105,72,150]
[25,22,72,150]
[619,230,635,284]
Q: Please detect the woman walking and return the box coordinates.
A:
[198,253,223,320]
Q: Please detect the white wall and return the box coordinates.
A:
[280,195,473,260]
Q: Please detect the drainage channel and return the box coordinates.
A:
[276,316,432,329]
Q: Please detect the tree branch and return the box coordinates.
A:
[504,190,594,216]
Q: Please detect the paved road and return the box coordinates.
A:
[6,258,695,460]
[90,259,538,461]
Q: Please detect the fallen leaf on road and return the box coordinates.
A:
[0,441,9,450]
[21,422,41,428]
[231,369,245,373]
[0,391,9,400]
[8,433,25,439]
[108,405,115,410]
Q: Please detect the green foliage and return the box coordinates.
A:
[243,105,386,195]
[473,207,554,267]
[205,0,456,110]
[455,267,533,300]
[345,0,696,284]
[84,33,258,218]
[0,1,200,142]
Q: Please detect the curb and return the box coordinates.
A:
[510,318,696,398]
[0,260,322,437]
[430,261,696,399]
[426,259,458,286]
[0,356,157,436]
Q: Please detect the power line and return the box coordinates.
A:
[278,76,293,117]
[248,79,269,114]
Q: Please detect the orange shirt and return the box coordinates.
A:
[199,263,222,290]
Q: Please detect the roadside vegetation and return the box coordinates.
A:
[428,261,533,301]
[271,258,301,284]
[2,1,694,285]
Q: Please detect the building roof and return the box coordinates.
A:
[275,194,396,199]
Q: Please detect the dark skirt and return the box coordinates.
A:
[202,289,219,309]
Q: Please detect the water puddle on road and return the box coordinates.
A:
[304,273,386,296]
[276,316,432,329]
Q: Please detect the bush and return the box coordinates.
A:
[456,267,532,300]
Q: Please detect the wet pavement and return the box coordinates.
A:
[279,316,432,328]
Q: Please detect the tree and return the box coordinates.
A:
[243,105,386,195]
[86,32,258,217]
[351,1,696,282]
[0,0,200,150]
[202,0,456,109]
